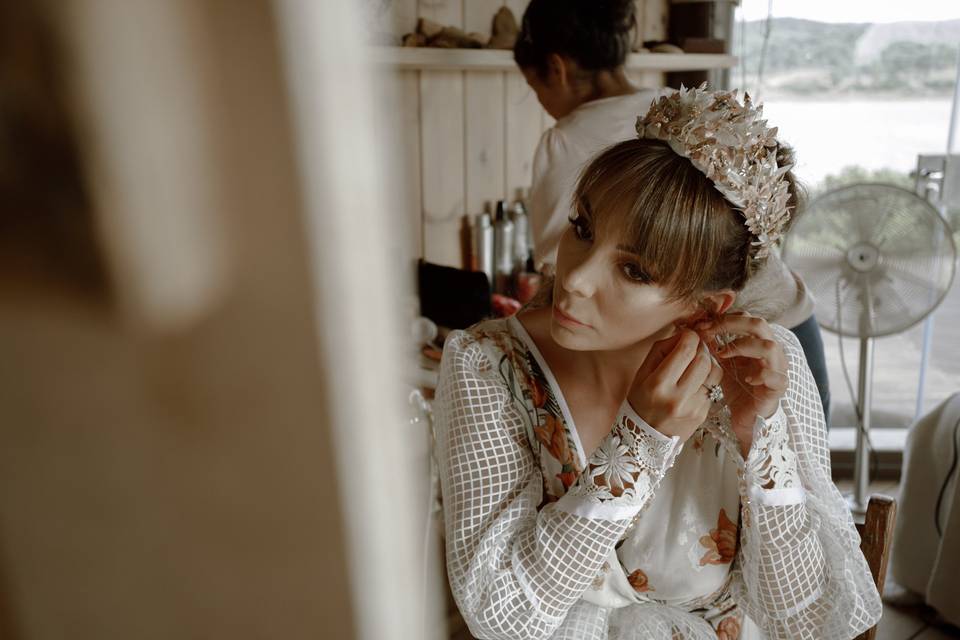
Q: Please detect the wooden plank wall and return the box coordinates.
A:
[372,0,667,268]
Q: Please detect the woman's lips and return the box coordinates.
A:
[553,305,591,328]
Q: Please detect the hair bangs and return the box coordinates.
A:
[573,139,741,302]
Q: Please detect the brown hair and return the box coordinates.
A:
[570,138,804,307]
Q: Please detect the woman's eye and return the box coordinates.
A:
[621,262,652,283]
[567,215,593,241]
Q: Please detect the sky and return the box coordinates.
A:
[737,0,960,24]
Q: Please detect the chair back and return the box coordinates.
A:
[854,494,898,640]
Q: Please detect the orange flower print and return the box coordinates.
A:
[691,428,706,452]
[627,568,654,593]
[556,468,577,489]
[534,413,571,464]
[699,508,738,566]
[716,615,742,640]
[541,492,559,505]
[529,376,548,409]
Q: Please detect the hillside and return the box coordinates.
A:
[731,17,959,97]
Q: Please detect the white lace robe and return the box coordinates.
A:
[434,317,881,640]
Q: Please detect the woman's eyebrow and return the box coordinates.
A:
[615,244,643,256]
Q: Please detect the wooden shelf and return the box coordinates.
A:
[369,47,736,72]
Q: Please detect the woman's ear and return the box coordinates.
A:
[676,291,736,328]
[680,292,736,326]
[704,291,737,317]
[546,53,570,88]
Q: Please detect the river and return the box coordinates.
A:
[760,98,956,186]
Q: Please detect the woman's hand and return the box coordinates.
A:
[627,329,724,442]
[696,313,788,457]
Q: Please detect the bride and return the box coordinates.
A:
[433,86,881,639]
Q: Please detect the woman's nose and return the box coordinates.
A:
[560,250,601,298]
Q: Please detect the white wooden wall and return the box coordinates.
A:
[372,0,668,268]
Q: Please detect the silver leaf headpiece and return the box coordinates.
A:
[635,84,793,260]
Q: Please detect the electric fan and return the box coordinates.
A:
[782,183,957,516]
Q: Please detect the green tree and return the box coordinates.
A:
[878,41,955,86]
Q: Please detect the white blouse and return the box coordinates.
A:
[434,315,880,639]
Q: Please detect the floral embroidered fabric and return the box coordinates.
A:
[556,406,682,520]
[434,316,881,639]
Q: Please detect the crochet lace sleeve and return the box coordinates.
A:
[435,331,681,640]
[731,325,882,639]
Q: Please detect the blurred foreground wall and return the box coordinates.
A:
[0,1,428,638]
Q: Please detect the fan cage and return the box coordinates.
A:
[782,183,957,339]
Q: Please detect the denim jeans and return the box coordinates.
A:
[789,314,831,428]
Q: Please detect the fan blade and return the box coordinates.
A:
[871,277,915,329]
[840,193,877,244]
[791,262,846,295]
[785,241,845,261]
[878,238,953,261]
[883,261,947,300]
[831,275,869,336]
[787,219,851,253]
[788,252,846,273]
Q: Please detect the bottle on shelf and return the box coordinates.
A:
[511,198,530,268]
[510,194,541,303]
[493,199,515,295]
[474,210,495,288]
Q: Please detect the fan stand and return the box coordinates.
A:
[784,184,958,522]
[848,335,875,519]
[845,244,879,520]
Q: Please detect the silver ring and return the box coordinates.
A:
[706,384,724,403]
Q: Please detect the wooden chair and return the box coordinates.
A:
[855,494,898,640]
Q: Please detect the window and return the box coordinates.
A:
[732,1,960,428]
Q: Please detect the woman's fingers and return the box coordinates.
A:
[704,361,724,388]
[715,336,780,362]
[635,330,685,384]
[630,330,718,439]
[700,312,774,341]
[691,313,790,430]
[692,394,711,421]
[676,343,714,394]
[741,365,789,391]
[651,329,701,386]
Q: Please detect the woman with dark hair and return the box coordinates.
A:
[514,0,655,270]
[435,87,879,639]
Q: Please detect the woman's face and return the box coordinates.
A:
[550,206,698,352]
[522,66,579,120]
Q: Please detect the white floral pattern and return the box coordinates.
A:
[746,406,802,496]
[564,410,681,511]
[590,434,642,494]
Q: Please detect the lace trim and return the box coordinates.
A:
[701,403,805,522]
[745,404,802,496]
[556,403,682,519]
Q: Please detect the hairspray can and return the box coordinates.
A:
[511,200,529,267]
[475,212,495,288]
[494,200,515,295]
